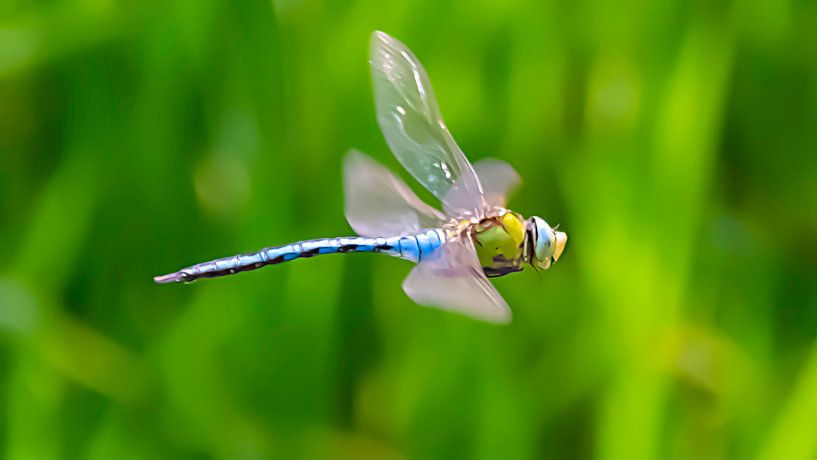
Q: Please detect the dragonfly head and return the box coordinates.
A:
[526,216,568,270]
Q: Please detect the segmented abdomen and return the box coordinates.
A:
[153,228,445,284]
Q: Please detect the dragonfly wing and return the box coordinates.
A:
[370,31,486,216]
[443,158,521,213]
[402,237,511,324]
[473,159,521,208]
[344,150,447,237]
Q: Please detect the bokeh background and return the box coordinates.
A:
[1,0,816,458]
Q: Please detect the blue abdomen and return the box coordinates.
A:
[154,228,446,284]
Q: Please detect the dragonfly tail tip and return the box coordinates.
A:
[154,272,182,284]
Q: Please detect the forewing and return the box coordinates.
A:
[473,159,521,208]
[370,31,486,216]
[344,150,447,237]
[402,237,511,324]
[443,159,522,213]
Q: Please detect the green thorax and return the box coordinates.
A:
[473,212,526,267]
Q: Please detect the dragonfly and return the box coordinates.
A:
[155,31,567,323]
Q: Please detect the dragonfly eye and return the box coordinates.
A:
[528,216,560,270]
[524,220,537,263]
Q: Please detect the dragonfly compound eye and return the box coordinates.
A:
[529,216,560,269]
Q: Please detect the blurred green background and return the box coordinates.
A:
[1,0,816,458]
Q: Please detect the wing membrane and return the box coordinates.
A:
[344,150,447,237]
[442,159,520,213]
[370,31,486,217]
[402,237,511,324]
[473,159,521,208]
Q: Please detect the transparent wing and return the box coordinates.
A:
[473,159,521,208]
[370,31,486,217]
[402,237,511,324]
[344,150,447,237]
[444,159,522,213]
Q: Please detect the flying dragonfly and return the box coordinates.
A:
[154,31,567,323]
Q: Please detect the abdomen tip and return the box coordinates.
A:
[154,272,181,284]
